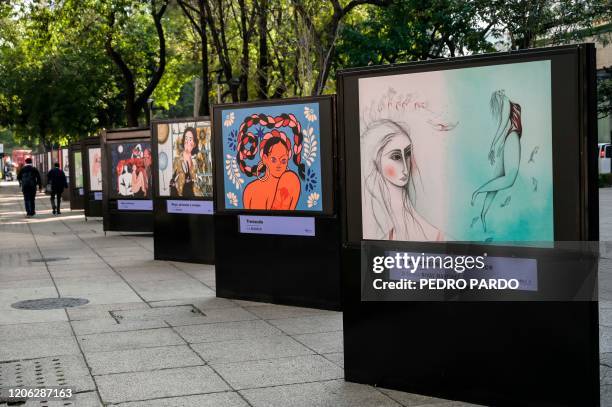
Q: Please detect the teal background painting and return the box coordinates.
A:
[359,60,553,242]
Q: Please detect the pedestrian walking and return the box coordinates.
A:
[46,162,68,215]
[17,157,42,217]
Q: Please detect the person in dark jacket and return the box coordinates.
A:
[17,157,43,217]
[47,162,68,215]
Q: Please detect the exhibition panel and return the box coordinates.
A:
[59,147,70,202]
[338,44,599,406]
[68,142,85,210]
[212,96,341,309]
[82,136,103,218]
[101,128,153,233]
[152,117,215,263]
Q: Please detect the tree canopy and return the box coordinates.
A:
[0,0,609,149]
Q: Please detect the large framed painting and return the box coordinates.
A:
[73,151,83,189]
[213,97,334,214]
[108,141,152,199]
[353,60,554,243]
[156,120,213,199]
[88,147,102,191]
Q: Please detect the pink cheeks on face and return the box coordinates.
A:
[384,165,396,178]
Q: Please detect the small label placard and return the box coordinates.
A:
[78,188,84,196]
[167,200,213,215]
[94,192,102,201]
[239,215,315,237]
[117,200,153,211]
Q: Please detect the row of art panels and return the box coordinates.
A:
[63,45,599,407]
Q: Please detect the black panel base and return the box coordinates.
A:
[215,214,341,310]
[69,188,84,210]
[341,245,599,407]
[153,201,215,264]
[85,194,103,218]
[105,209,153,233]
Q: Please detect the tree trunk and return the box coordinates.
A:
[238,0,250,102]
[257,0,269,99]
[199,0,210,116]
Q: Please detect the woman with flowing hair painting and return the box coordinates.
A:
[471,89,523,232]
[362,119,443,241]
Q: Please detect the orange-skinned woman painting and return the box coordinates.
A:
[222,104,323,211]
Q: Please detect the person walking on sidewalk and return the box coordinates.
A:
[46,162,68,215]
[17,157,42,217]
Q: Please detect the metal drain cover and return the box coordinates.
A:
[11,298,89,310]
[28,257,69,263]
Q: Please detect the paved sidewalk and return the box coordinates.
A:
[0,182,610,406]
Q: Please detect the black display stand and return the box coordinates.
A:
[152,117,215,264]
[101,128,153,233]
[212,96,341,310]
[338,45,599,406]
[82,136,103,219]
[68,142,84,210]
[60,147,70,203]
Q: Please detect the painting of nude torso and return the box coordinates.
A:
[220,102,323,212]
[359,60,554,243]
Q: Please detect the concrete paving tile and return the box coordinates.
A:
[64,291,143,306]
[71,317,168,335]
[0,286,60,306]
[267,314,343,335]
[602,384,612,407]
[132,280,215,301]
[175,320,283,344]
[165,307,259,327]
[241,379,401,407]
[213,355,343,390]
[67,308,115,321]
[292,331,343,354]
[0,278,55,290]
[245,304,336,320]
[0,321,73,341]
[78,328,184,353]
[322,352,344,369]
[150,296,236,310]
[95,366,230,404]
[378,388,474,406]
[119,270,193,282]
[109,392,248,407]
[0,336,80,361]
[86,345,202,375]
[0,309,68,325]
[70,302,149,312]
[169,262,215,272]
[111,305,201,321]
[192,335,313,364]
[602,326,612,353]
[231,299,272,307]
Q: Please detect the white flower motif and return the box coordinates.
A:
[226,192,238,207]
[225,154,244,189]
[224,112,235,127]
[304,106,317,122]
[301,126,318,167]
[307,192,320,208]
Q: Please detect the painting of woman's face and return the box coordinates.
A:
[263,142,289,178]
[184,130,195,155]
[380,132,412,188]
